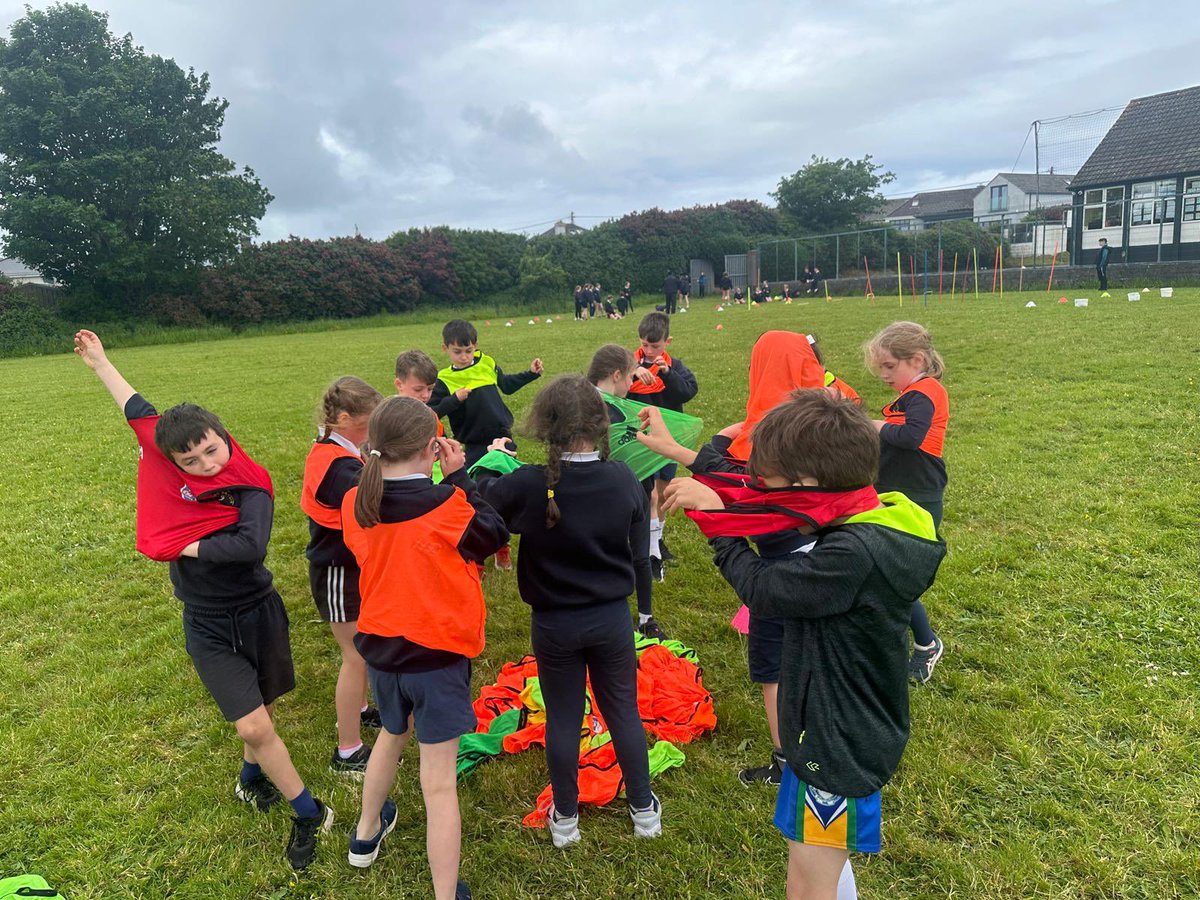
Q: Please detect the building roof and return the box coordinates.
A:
[538,219,587,238]
[886,187,979,221]
[864,196,911,221]
[1071,85,1200,189]
[993,173,1072,195]
[0,257,43,279]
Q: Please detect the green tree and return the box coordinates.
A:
[0,3,272,311]
[772,155,894,234]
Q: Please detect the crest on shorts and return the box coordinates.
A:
[805,786,848,830]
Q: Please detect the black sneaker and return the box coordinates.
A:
[650,556,665,583]
[909,635,945,684]
[659,539,676,562]
[330,744,371,776]
[738,751,785,787]
[360,706,382,730]
[287,798,334,870]
[455,882,473,900]
[234,773,282,812]
[639,617,669,641]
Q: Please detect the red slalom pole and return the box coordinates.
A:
[863,256,875,302]
[909,255,917,299]
[991,246,1000,294]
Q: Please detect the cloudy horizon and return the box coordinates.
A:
[1,0,1195,241]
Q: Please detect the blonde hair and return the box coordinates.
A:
[318,376,383,434]
[864,321,945,380]
[353,396,438,529]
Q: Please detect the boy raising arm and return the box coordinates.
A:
[74,330,332,871]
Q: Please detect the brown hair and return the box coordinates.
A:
[748,389,879,489]
[394,349,438,384]
[523,375,610,528]
[637,311,670,343]
[586,344,636,385]
[319,376,383,434]
[353,396,438,528]
[155,403,226,459]
[863,321,945,380]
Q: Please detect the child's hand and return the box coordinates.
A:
[653,356,670,372]
[634,366,656,386]
[454,387,471,402]
[487,437,518,456]
[437,437,466,475]
[530,358,544,375]
[73,330,108,369]
[717,421,745,441]
[636,407,680,456]
[662,477,723,515]
[870,419,886,431]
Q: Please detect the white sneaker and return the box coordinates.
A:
[547,804,581,848]
[630,793,662,839]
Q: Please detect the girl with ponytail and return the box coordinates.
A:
[341,396,509,897]
[300,376,382,775]
[474,375,662,849]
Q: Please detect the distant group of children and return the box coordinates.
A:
[748,270,825,305]
[574,281,634,320]
[75,306,952,900]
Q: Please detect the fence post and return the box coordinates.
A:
[883,229,888,274]
[794,240,798,281]
[835,234,840,279]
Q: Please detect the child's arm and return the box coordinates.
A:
[439,438,510,561]
[660,357,699,404]
[429,378,466,417]
[314,457,363,508]
[878,393,934,449]
[635,406,698,467]
[710,532,867,619]
[496,362,542,395]
[179,492,274,561]
[74,330,137,411]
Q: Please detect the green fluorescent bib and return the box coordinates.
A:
[845,491,937,540]
[601,392,704,482]
[438,352,499,393]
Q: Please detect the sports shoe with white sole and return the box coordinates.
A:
[234,773,281,812]
[348,798,397,868]
[909,635,944,684]
[287,798,334,870]
[547,804,581,848]
[630,793,662,838]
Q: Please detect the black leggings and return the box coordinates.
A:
[531,601,652,817]
[910,499,943,645]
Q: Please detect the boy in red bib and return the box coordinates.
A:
[74,330,332,871]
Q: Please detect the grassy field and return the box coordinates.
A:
[2,288,1198,899]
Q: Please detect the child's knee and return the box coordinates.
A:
[234,708,276,746]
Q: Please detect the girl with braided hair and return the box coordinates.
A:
[474,375,661,849]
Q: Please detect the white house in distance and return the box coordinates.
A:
[972,173,1073,259]
[0,256,55,286]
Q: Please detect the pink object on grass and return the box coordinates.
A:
[730,604,750,634]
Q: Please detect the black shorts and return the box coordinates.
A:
[309,563,362,623]
[182,592,296,722]
[747,611,785,684]
[654,462,679,483]
[368,658,476,744]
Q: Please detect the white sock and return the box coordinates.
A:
[649,518,663,558]
[838,860,857,900]
[337,742,364,759]
[638,613,652,625]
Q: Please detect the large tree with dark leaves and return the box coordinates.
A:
[0,3,271,310]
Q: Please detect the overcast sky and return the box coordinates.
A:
[2,0,1196,241]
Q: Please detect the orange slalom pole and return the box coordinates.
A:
[951,252,958,300]
[863,256,875,303]
[991,246,999,294]
[1046,241,1059,293]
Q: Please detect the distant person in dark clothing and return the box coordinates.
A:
[719,271,732,302]
[1096,238,1110,291]
[621,281,634,313]
[663,272,679,315]
[678,272,691,311]
[574,284,585,320]
[697,272,707,298]
[810,267,824,296]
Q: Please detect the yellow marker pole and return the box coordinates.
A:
[897,251,903,307]
[973,247,979,299]
[951,252,959,299]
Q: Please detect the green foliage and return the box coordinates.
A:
[516,251,568,302]
[0,3,271,311]
[772,155,895,234]
[447,229,527,300]
[0,283,72,354]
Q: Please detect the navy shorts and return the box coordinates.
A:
[654,462,679,483]
[747,611,785,683]
[182,592,295,722]
[368,658,476,745]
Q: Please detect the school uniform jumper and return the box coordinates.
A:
[476,455,654,817]
[429,351,541,468]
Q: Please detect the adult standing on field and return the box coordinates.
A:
[663,272,679,315]
[719,271,732,302]
[697,272,707,298]
[1096,238,1111,291]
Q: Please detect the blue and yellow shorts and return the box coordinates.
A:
[774,763,881,853]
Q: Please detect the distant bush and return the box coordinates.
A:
[0,284,72,354]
